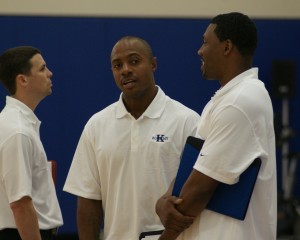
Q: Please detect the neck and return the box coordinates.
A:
[123,86,158,119]
[219,63,252,87]
[12,94,39,111]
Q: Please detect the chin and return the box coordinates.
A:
[201,72,207,80]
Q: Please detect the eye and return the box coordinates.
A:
[40,65,46,72]
[130,59,139,65]
[112,63,122,69]
[128,55,142,65]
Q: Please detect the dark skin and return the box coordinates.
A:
[76,37,161,240]
[199,24,253,87]
[156,23,253,240]
[77,197,102,240]
[156,170,219,240]
[110,37,158,119]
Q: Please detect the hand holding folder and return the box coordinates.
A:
[139,136,261,238]
[172,136,261,220]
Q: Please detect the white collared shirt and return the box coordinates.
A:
[179,68,277,240]
[64,86,200,240]
[0,96,63,230]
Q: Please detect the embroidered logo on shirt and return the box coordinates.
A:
[151,134,169,142]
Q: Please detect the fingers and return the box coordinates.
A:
[164,209,194,231]
[173,197,183,205]
[156,194,195,233]
[159,196,194,231]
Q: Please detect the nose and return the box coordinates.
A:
[121,63,132,75]
[48,68,53,78]
[197,46,203,56]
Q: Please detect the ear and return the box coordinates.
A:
[224,40,233,55]
[15,74,28,88]
[151,57,158,72]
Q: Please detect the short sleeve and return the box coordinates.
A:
[194,105,261,184]
[0,134,33,203]
[63,129,102,200]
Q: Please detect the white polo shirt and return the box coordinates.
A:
[0,96,63,230]
[177,68,277,240]
[64,87,200,240]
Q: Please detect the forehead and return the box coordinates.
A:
[30,54,45,67]
[111,39,148,62]
[203,23,217,39]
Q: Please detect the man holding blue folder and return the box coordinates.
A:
[156,12,277,240]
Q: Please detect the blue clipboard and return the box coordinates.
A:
[172,136,261,220]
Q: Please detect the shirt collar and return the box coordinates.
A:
[115,86,166,119]
[6,96,41,126]
[213,68,259,99]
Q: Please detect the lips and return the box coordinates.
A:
[122,79,135,85]
[121,78,137,90]
[201,59,205,72]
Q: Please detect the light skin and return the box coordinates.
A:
[10,197,41,240]
[9,53,53,240]
[13,53,53,111]
[156,23,253,240]
[76,37,159,240]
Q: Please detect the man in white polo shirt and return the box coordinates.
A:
[0,46,63,240]
[156,12,277,240]
[63,36,200,240]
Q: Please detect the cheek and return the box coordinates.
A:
[112,70,120,80]
[112,73,123,89]
[140,68,154,79]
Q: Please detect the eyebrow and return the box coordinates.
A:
[38,63,46,71]
[111,53,141,63]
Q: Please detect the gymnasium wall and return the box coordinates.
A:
[0,1,299,234]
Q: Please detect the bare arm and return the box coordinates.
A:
[77,196,103,240]
[10,196,41,240]
[158,170,219,240]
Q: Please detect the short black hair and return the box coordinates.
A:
[113,36,154,60]
[211,12,258,56]
[0,46,41,94]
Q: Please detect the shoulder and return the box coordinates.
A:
[235,79,272,112]
[88,102,118,122]
[0,108,32,142]
[216,79,272,124]
[165,96,200,117]
[82,101,119,135]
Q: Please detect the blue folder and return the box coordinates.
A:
[172,136,261,220]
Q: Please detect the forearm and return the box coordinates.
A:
[157,170,219,239]
[159,229,181,240]
[176,170,218,217]
[10,196,41,240]
[77,196,103,240]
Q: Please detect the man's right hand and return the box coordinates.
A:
[155,194,194,233]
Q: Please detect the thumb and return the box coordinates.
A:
[173,197,183,205]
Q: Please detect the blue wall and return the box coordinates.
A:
[0,16,299,234]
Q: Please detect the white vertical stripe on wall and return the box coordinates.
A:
[0,0,299,19]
